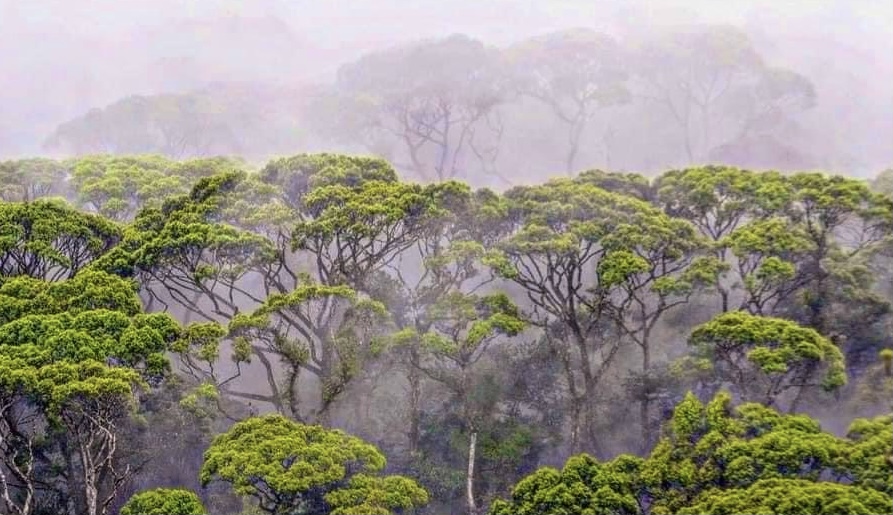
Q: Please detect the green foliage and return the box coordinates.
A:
[324,474,429,515]
[843,414,893,495]
[676,479,892,515]
[67,154,244,221]
[494,392,891,515]
[687,312,846,405]
[258,153,398,210]
[655,166,784,237]
[574,169,654,201]
[0,158,69,201]
[0,271,204,382]
[488,454,641,515]
[200,414,428,515]
[4,150,893,515]
[642,392,856,513]
[121,488,207,515]
[0,199,121,280]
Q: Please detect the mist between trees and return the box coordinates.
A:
[0,151,891,515]
[30,24,891,187]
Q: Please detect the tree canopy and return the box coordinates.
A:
[0,153,890,515]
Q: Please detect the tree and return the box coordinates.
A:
[686,312,846,409]
[0,200,122,281]
[721,217,814,315]
[641,392,852,513]
[843,414,893,495]
[42,362,144,515]
[634,26,815,164]
[44,94,244,159]
[780,173,893,337]
[506,29,629,174]
[676,479,892,515]
[0,159,69,202]
[484,178,699,454]
[0,269,219,515]
[602,228,716,450]
[408,292,525,514]
[103,157,457,422]
[120,488,207,515]
[490,391,892,515]
[654,166,789,311]
[227,283,389,422]
[68,154,242,221]
[731,67,817,141]
[199,414,428,515]
[488,454,642,515]
[328,35,508,182]
[574,169,654,202]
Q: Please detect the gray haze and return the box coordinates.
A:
[1,0,891,176]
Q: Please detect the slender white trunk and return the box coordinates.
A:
[466,431,478,515]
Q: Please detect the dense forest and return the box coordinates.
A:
[0,152,891,515]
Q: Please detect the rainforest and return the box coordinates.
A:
[2,2,893,514]
[0,154,891,514]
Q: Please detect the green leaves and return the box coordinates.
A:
[120,488,207,515]
[495,391,892,515]
[493,389,893,515]
[598,250,649,289]
[677,479,892,515]
[489,454,641,515]
[843,415,893,495]
[0,199,121,280]
[67,153,243,221]
[200,414,428,515]
[325,474,429,515]
[687,312,846,405]
[0,158,68,202]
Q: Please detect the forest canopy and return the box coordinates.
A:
[0,153,891,515]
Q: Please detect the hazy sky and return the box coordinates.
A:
[4,0,892,47]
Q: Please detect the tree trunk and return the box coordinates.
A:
[466,431,478,515]
[61,439,81,515]
[565,119,585,176]
[407,360,421,458]
[82,450,98,515]
[640,343,652,453]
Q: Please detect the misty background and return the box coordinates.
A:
[1,0,891,179]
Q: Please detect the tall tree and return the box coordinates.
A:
[654,166,789,312]
[327,35,508,182]
[0,269,204,515]
[484,178,698,454]
[506,29,629,174]
[634,25,806,164]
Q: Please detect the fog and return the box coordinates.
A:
[2,0,891,177]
